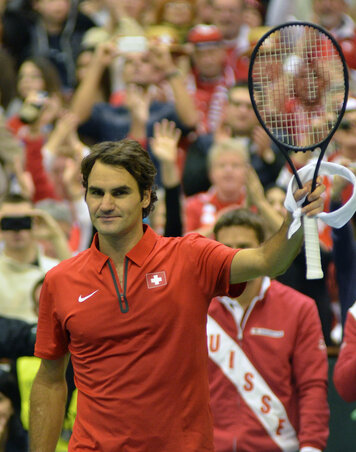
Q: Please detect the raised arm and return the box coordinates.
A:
[30,354,70,452]
[71,41,117,124]
[150,43,198,128]
[230,179,325,283]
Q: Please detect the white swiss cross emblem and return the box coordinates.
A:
[146,271,167,289]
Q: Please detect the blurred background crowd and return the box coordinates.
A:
[0,0,355,450]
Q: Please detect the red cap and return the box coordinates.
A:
[187,24,223,46]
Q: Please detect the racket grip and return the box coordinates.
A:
[303,216,324,280]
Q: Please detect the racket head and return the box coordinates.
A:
[248,21,349,153]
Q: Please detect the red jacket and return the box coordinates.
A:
[333,301,356,402]
[184,187,245,233]
[207,278,329,452]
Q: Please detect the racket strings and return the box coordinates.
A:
[251,24,346,149]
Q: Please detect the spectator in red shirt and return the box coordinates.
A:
[312,0,356,81]
[186,24,237,135]
[184,137,249,235]
[211,0,251,78]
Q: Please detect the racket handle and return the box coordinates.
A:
[303,216,324,280]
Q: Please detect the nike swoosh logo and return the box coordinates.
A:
[78,290,99,303]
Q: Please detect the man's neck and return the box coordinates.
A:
[4,244,38,265]
[216,187,244,204]
[97,226,144,266]
[41,18,64,35]
[235,277,263,312]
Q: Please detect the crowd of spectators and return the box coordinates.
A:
[0,0,355,450]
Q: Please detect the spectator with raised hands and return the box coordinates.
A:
[0,193,70,323]
[72,39,198,185]
[183,83,285,197]
[43,110,93,253]
[6,57,66,203]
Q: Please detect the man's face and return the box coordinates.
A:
[162,0,193,26]
[119,0,146,20]
[34,0,70,26]
[17,61,46,100]
[216,224,260,249]
[212,0,243,40]
[313,0,346,29]
[123,52,161,86]
[192,45,226,78]
[209,150,247,196]
[0,202,34,251]
[265,187,287,219]
[225,87,257,135]
[85,161,150,239]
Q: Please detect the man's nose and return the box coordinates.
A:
[100,193,115,210]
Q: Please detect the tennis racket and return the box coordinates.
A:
[248,21,349,279]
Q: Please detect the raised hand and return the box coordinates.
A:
[150,119,182,188]
[150,119,181,163]
[126,84,150,125]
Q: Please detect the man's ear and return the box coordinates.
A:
[142,189,151,208]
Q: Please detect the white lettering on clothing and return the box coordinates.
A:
[207,316,299,452]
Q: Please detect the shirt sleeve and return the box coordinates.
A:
[333,306,356,402]
[291,297,329,450]
[34,274,69,360]
[184,234,244,299]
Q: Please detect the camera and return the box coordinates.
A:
[117,36,148,54]
[0,216,32,231]
[19,91,48,124]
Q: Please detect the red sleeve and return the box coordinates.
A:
[22,135,59,202]
[183,234,244,299]
[35,274,69,360]
[291,297,329,450]
[6,115,24,135]
[333,307,356,402]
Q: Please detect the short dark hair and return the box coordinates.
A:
[81,139,158,218]
[213,208,265,244]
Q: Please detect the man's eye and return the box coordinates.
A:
[89,189,103,196]
[112,190,129,197]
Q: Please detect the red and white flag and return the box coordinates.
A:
[146,271,167,289]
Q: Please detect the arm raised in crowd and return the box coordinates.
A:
[150,43,199,128]
[71,41,117,124]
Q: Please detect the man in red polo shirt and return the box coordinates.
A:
[29,139,325,452]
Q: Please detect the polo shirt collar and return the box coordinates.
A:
[90,224,158,272]
[126,224,158,266]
